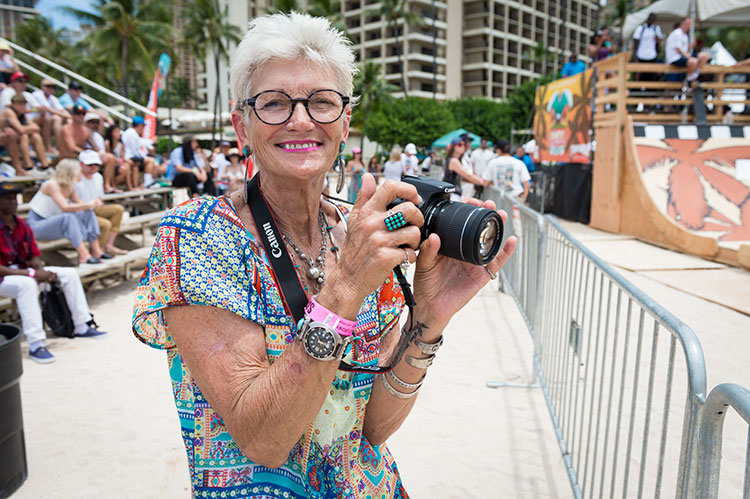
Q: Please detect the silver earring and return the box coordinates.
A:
[335,142,345,193]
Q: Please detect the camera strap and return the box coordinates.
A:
[245,175,400,374]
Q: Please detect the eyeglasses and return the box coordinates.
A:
[73,111,86,115]
[242,89,349,125]
[43,84,56,89]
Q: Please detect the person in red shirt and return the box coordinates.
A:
[0,182,108,363]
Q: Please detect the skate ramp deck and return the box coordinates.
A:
[591,116,750,268]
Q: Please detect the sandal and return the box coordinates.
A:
[100,252,114,260]
[80,257,101,265]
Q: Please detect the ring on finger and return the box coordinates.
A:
[400,247,411,270]
[384,210,408,231]
[485,266,497,280]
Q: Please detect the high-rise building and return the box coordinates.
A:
[0,0,38,40]
[203,0,595,113]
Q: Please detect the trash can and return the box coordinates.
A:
[0,324,26,498]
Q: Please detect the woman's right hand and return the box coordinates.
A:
[90,199,103,210]
[319,173,424,319]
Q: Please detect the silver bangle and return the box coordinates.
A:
[379,372,420,399]
[387,369,424,390]
[414,335,443,356]
[405,354,435,369]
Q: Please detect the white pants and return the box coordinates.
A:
[0,267,92,345]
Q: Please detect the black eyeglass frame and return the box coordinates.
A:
[242,89,350,125]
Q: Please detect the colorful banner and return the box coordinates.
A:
[143,53,171,142]
[533,68,593,164]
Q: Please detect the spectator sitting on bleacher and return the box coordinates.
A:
[0,41,19,88]
[26,159,108,265]
[104,124,136,192]
[169,135,213,197]
[218,147,243,193]
[83,113,123,193]
[0,93,49,175]
[122,116,165,189]
[58,81,111,125]
[31,79,70,155]
[75,150,127,256]
[0,181,108,364]
[58,104,91,160]
[0,72,52,155]
[665,17,710,85]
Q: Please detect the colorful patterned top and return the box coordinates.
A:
[132,195,410,499]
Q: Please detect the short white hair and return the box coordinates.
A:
[230,12,358,108]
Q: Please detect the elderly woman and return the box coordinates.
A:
[132,13,515,499]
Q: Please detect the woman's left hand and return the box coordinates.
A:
[411,198,516,332]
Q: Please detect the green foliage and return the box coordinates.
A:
[155,137,175,155]
[445,98,512,143]
[703,27,750,59]
[352,62,398,148]
[505,74,555,130]
[365,97,456,149]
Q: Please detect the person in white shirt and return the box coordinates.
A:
[211,141,231,184]
[75,150,127,256]
[483,140,530,201]
[84,114,127,193]
[401,143,420,175]
[121,116,165,188]
[0,41,19,87]
[665,17,709,82]
[31,79,70,154]
[632,13,663,82]
[470,138,495,199]
[460,134,476,198]
[383,146,405,181]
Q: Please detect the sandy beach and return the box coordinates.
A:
[9,219,750,498]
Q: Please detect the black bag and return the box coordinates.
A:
[40,282,75,338]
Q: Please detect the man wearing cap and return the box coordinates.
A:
[31,79,70,154]
[0,41,19,87]
[58,81,111,125]
[0,181,109,363]
[0,93,49,174]
[122,116,163,188]
[82,113,122,192]
[483,139,531,202]
[58,104,91,160]
[75,150,127,256]
[401,143,420,176]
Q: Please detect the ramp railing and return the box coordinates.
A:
[487,188,715,498]
[696,383,750,498]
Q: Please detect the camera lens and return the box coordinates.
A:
[424,201,504,265]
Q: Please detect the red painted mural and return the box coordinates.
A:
[635,138,750,242]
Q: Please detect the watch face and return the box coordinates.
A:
[305,326,336,359]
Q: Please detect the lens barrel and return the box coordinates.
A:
[424,200,504,265]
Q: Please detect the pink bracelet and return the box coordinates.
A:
[27,268,35,278]
[304,296,357,337]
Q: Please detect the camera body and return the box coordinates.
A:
[391,175,503,266]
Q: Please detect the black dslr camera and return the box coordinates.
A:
[390,175,503,265]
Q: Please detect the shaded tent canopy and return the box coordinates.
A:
[623,0,750,40]
[431,129,492,149]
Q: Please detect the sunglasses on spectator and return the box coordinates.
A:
[74,111,86,115]
[43,84,56,88]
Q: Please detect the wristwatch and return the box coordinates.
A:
[297,297,357,362]
[298,317,353,361]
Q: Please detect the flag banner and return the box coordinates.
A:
[533,68,594,164]
[143,53,172,142]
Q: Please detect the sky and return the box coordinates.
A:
[36,0,91,29]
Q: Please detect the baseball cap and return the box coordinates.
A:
[450,137,463,145]
[132,115,145,125]
[68,81,82,90]
[0,41,10,51]
[41,78,57,87]
[404,143,416,154]
[460,133,471,142]
[0,182,22,195]
[227,147,240,157]
[352,147,361,154]
[84,112,100,123]
[71,104,86,115]
[220,141,230,147]
[79,149,102,165]
[9,72,28,83]
[497,139,510,153]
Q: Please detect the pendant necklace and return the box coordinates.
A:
[281,208,328,294]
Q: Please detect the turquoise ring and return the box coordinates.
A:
[384,210,407,231]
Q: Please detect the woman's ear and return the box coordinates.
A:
[231,110,251,152]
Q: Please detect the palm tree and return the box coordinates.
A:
[14,16,71,66]
[368,0,424,96]
[267,0,302,14]
[308,0,347,34]
[182,0,242,147]
[61,0,173,102]
[352,61,398,149]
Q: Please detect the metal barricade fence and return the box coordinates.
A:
[696,383,750,498]
[486,188,712,498]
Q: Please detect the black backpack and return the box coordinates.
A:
[40,282,75,338]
